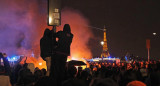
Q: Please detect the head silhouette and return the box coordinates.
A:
[43,28,51,37]
[63,24,71,33]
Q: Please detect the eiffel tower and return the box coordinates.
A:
[101,26,110,58]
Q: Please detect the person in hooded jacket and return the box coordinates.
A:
[40,28,52,76]
[52,24,73,86]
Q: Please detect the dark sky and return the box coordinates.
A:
[62,0,160,59]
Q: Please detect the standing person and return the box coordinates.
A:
[53,24,73,86]
[0,53,12,86]
[40,28,52,76]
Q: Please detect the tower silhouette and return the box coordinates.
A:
[101,26,110,58]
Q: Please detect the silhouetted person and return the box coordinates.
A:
[0,53,12,86]
[17,64,35,86]
[40,28,52,76]
[53,24,73,86]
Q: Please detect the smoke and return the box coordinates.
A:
[58,8,93,59]
[0,0,93,59]
[0,0,48,57]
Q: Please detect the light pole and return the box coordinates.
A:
[48,0,61,79]
[146,39,150,62]
[48,0,61,26]
[48,0,61,54]
[48,0,61,33]
[146,33,158,62]
[100,41,104,63]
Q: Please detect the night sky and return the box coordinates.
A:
[62,0,160,59]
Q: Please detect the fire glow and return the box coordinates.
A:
[0,1,93,68]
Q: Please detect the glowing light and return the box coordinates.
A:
[75,65,87,70]
[75,66,79,70]
[0,58,3,62]
[71,57,78,60]
[67,59,71,62]
[125,56,128,61]
[93,67,97,71]
[153,33,157,35]
[20,57,47,69]
[92,59,99,62]
[67,55,89,68]
[13,57,16,60]
[49,17,52,24]
[101,41,104,45]
[39,62,42,66]
[7,56,20,61]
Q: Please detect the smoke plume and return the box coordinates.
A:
[0,0,93,60]
[58,8,93,59]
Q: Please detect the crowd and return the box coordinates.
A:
[88,60,160,86]
[0,23,160,86]
[1,53,160,86]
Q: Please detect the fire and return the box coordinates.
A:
[20,57,47,69]
[0,1,93,68]
[19,56,89,70]
[67,56,90,69]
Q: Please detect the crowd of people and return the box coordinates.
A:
[0,24,160,86]
[88,60,160,86]
[1,53,160,86]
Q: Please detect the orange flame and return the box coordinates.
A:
[20,57,47,69]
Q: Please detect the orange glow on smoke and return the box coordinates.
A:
[56,8,94,60]
[30,8,93,66]
[20,57,47,69]
[20,56,89,70]
[29,8,93,69]
[3,1,93,69]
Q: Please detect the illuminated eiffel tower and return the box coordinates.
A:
[101,26,110,58]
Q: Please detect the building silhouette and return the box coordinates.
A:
[101,26,110,58]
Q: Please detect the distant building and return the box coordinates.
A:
[101,26,110,58]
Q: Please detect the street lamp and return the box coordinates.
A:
[146,32,159,62]
[100,41,104,62]
[101,41,104,46]
[153,32,157,36]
